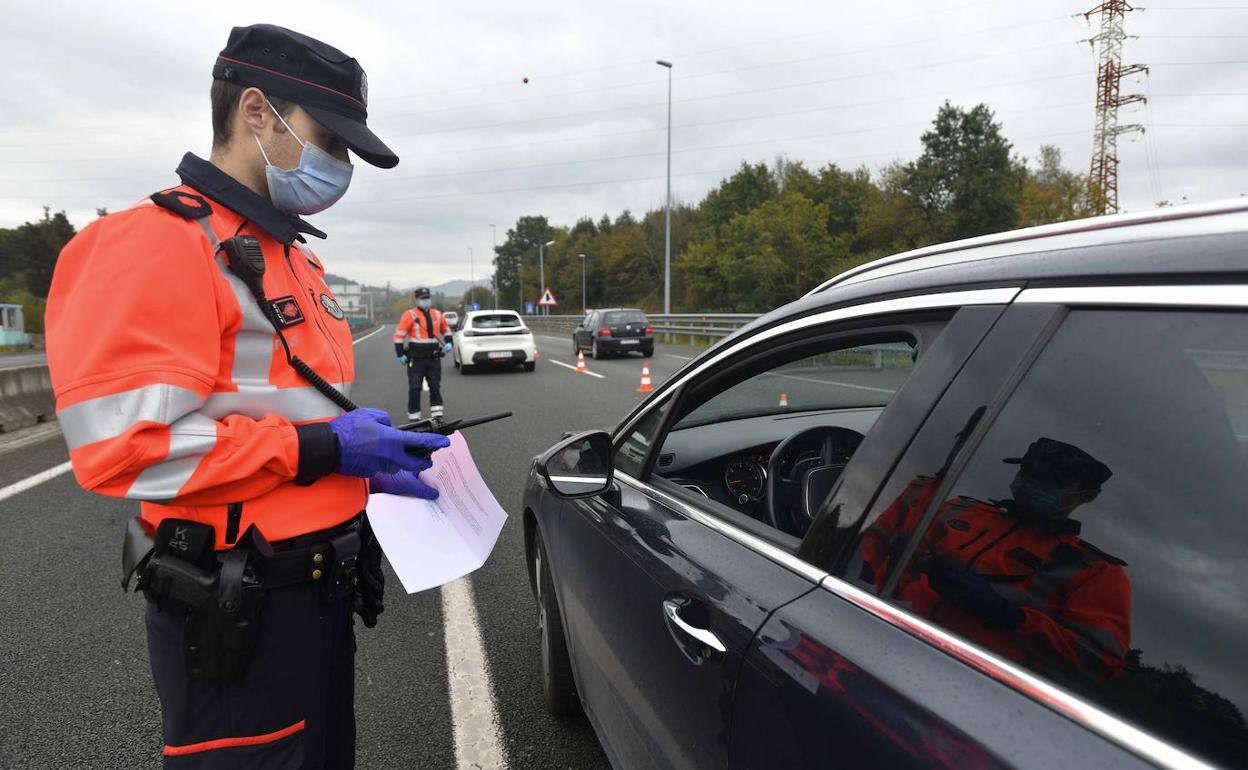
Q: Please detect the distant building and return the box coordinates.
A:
[327,283,373,321]
[0,303,28,347]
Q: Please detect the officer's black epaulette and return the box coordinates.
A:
[150,189,213,220]
[1077,539,1128,567]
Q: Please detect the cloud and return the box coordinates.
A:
[2,0,1245,286]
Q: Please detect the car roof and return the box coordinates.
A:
[711,198,1248,353]
[809,197,1248,296]
[592,308,646,313]
[464,309,520,317]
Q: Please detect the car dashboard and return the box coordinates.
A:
[655,408,880,520]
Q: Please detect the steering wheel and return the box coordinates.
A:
[765,426,864,536]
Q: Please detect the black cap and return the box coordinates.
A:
[414,287,432,299]
[1004,438,1112,489]
[213,24,398,169]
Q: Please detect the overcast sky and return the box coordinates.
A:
[1,0,1244,288]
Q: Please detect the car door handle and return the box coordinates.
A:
[663,598,726,653]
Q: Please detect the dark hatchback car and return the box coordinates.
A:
[573,308,654,358]
[523,201,1248,770]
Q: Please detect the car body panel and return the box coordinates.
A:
[454,310,536,367]
[524,204,1248,770]
[531,471,819,769]
[574,308,654,354]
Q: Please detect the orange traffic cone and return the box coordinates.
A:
[637,362,654,393]
[576,350,589,373]
[779,392,789,407]
[534,345,541,361]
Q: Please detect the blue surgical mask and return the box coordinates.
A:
[418,298,432,309]
[1010,475,1080,520]
[254,100,353,215]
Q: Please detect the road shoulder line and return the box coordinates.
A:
[442,576,508,769]
[0,461,73,503]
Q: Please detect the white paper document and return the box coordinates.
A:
[365,432,508,593]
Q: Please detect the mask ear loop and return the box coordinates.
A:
[266,99,307,147]
[252,98,306,165]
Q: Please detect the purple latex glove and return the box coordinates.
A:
[370,469,440,499]
[328,408,451,478]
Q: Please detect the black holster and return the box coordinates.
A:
[354,515,385,628]
[136,519,269,683]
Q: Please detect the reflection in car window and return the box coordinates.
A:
[616,398,671,478]
[471,314,523,329]
[671,341,915,431]
[864,310,1248,768]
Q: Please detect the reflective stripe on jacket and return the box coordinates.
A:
[46,184,366,549]
[393,307,449,350]
[861,476,1131,682]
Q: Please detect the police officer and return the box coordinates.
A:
[393,287,452,420]
[859,438,1130,683]
[44,24,447,768]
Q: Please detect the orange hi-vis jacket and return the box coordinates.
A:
[393,306,449,356]
[46,155,362,550]
[860,476,1131,682]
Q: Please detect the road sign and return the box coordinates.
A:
[538,287,558,307]
[470,303,481,311]
[524,301,535,315]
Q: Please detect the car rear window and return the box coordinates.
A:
[604,311,646,325]
[471,314,523,329]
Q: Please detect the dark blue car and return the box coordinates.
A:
[523,200,1248,770]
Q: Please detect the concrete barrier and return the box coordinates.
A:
[0,365,56,433]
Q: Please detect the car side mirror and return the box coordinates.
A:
[539,430,614,498]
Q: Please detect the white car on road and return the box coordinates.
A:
[453,310,537,374]
[443,310,460,330]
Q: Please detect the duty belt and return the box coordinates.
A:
[260,517,363,601]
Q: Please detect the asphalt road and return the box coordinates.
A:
[0,327,701,769]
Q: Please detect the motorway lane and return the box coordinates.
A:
[0,326,699,768]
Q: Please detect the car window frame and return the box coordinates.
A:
[611,288,1020,473]
[817,283,1248,770]
[610,288,1024,557]
[641,319,944,554]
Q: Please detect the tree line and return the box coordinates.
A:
[0,101,1107,332]
[491,101,1099,315]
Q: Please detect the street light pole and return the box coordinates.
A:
[656,59,673,315]
[468,247,475,308]
[578,253,587,312]
[489,224,498,310]
[539,239,554,316]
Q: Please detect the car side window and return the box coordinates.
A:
[641,323,942,539]
[858,309,1248,767]
[615,398,672,478]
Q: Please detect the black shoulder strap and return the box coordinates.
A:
[419,307,435,339]
[1078,539,1128,567]
[150,189,213,220]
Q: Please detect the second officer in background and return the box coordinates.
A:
[394,287,452,420]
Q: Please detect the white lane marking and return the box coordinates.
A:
[665,354,693,361]
[442,577,508,770]
[762,371,897,394]
[547,359,605,379]
[353,325,387,345]
[0,461,73,503]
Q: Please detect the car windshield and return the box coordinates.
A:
[672,340,915,430]
[604,311,646,325]
[472,314,523,329]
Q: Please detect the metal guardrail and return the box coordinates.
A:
[523,314,761,345]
